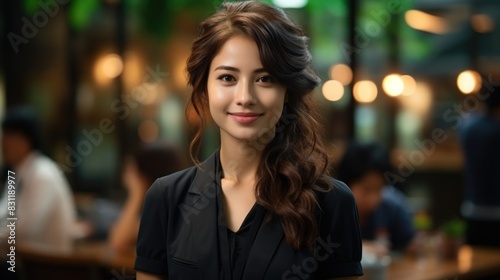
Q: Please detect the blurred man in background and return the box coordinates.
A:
[336,141,416,256]
[0,107,76,254]
[460,82,500,247]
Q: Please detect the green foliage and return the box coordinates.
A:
[19,0,432,61]
[136,0,223,40]
[22,0,39,15]
[309,0,349,62]
[441,218,466,238]
[68,0,101,30]
[23,0,100,30]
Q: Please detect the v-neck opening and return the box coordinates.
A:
[215,152,266,280]
[226,202,258,234]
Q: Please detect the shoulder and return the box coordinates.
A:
[27,154,70,190]
[377,194,412,220]
[314,177,359,223]
[382,186,409,208]
[30,154,61,177]
[155,166,199,188]
[316,177,356,208]
[144,151,219,208]
[146,166,199,199]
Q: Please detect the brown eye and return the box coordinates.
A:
[257,75,273,83]
[218,75,235,82]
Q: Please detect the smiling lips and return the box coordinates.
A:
[228,112,263,124]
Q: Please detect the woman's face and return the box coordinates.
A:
[207,35,286,145]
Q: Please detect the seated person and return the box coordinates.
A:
[0,107,76,253]
[336,141,416,256]
[108,141,186,252]
[459,83,500,248]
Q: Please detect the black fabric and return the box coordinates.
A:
[216,197,264,279]
[459,115,500,206]
[134,150,363,279]
[214,157,266,280]
[227,204,260,279]
[465,219,500,248]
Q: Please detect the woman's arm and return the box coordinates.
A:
[108,192,144,252]
[136,271,167,280]
[109,161,148,252]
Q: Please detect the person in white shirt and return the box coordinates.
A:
[0,107,76,254]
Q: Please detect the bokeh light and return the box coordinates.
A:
[405,10,450,34]
[401,75,417,96]
[383,74,404,97]
[471,14,494,33]
[272,0,308,8]
[457,70,482,94]
[322,80,344,102]
[329,64,353,86]
[353,80,378,103]
[94,54,124,85]
[398,81,433,116]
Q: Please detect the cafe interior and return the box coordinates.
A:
[1,0,500,279]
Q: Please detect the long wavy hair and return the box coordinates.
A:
[186,1,332,250]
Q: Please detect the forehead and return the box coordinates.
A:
[210,35,264,70]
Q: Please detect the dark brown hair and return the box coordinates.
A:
[186,1,332,250]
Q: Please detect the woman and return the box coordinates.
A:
[135,2,362,279]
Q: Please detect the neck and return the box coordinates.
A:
[219,136,263,184]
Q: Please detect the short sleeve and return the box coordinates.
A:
[317,179,363,278]
[134,179,169,275]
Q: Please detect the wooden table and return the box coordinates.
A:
[14,241,136,279]
[388,246,500,280]
[72,241,136,272]
[13,242,500,279]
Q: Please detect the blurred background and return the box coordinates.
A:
[1,0,500,279]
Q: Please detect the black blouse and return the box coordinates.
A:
[134,151,363,279]
[217,200,261,279]
[215,166,265,280]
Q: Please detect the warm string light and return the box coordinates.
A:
[457,70,482,94]
[383,74,404,97]
[94,53,124,85]
[353,80,378,103]
[405,10,450,34]
[329,64,353,86]
[322,80,344,102]
[382,74,417,97]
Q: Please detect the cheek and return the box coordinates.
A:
[207,84,229,112]
[260,89,286,114]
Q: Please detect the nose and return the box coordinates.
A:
[235,80,256,106]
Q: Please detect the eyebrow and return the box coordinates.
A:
[214,65,267,74]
